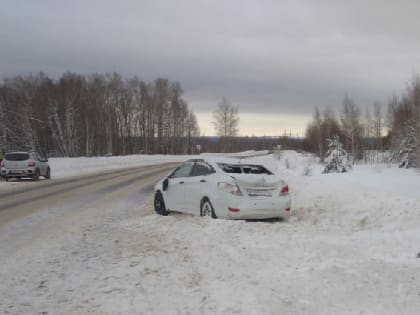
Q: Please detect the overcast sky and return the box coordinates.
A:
[2,0,420,136]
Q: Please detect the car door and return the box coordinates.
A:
[164,161,194,212]
[182,161,215,214]
[37,153,49,176]
[32,153,46,175]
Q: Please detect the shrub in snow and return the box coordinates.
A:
[302,165,312,176]
[273,149,282,161]
[323,136,352,173]
[285,158,290,169]
[302,156,315,176]
[396,119,418,168]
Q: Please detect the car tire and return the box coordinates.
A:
[154,191,169,216]
[45,168,51,179]
[33,169,40,181]
[200,198,217,219]
[5,176,9,182]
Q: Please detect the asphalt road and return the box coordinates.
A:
[0,163,178,228]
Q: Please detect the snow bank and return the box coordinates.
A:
[48,150,269,178]
[48,154,189,179]
[200,150,269,158]
[1,151,420,314]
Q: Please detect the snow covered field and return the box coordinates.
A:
[1,151,420,314]
[127,153,420,314]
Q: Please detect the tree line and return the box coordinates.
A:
[305,75,420,167]
[0,72,200,156]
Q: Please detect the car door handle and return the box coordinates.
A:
[200,179,206,183]
[179,181,184,184]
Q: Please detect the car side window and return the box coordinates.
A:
[32,153,40,161]
[170,162,194,178]
[191,161,215,176]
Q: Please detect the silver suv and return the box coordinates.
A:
[0,152,51,181]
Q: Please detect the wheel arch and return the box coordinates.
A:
[154,190,169,216]
[200,196,217,219]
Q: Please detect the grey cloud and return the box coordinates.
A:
[1,0,420,117]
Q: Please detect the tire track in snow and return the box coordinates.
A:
[0,163,176,226]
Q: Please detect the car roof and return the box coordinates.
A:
[6,151,31,154]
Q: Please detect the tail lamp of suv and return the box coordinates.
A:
[0,160,4,167]
[28,161,36,167]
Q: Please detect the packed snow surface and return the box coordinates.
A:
[41,150,270,178]
[1,151,420,314]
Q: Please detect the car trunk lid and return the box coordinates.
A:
[231,174,284,198]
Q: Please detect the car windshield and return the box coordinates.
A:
[217,163,273,175]
[5,153,30,161]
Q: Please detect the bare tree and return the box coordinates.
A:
[313,107,323,160]
[340,95,363,162]
[361,106,372,163]
[305,106,342,160]
[0,72,200,156]
[213,98,239,137]
[212,98,239,152]
[185,110,200,154]
[373,102,383,151]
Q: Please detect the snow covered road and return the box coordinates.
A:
[0,163,178,313]
[0,163,178,226]
[1,154,420,314]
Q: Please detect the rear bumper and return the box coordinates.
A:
[213,194,291,220]
[1,168,35,178]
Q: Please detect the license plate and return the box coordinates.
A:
[247,189,273,197]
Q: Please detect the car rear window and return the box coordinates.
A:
[5,153,30,161]
[217,163,273,175]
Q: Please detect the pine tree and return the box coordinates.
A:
[323,136,352,173]
[397,119,418,168]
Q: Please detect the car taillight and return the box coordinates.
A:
[28,161,35,167]
[217,182,242,196]
[0,160,4,167]
[280,185,289,196]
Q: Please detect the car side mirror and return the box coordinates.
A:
[162,178,169,191]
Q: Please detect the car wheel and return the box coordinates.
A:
[33,169,40,181]
[5,176,9,182]
[45,168,51,179]
[200,198,217,219]
[154,191,169,216]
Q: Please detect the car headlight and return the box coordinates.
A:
[217,182,242,196]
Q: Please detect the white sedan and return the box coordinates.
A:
[154,158,291,220]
